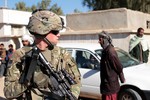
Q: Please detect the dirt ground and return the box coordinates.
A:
[0,77,6,100]
[0,77,40,100]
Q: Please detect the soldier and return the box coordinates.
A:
[4,9,81,100]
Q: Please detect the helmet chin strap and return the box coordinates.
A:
[44,37,54,50]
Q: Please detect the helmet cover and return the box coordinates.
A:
[27,10,63,35]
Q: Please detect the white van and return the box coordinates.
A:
[57,43,150,100]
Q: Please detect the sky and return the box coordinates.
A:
[0,0,89,15]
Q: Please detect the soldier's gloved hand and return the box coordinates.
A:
[33,71,49,88]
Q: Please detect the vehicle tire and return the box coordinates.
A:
[118,89,142,100]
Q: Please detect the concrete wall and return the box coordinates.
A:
[59,31,130,52]
[66,8,128,31]
[0,9,31,25]
[127,9,150,29]
[65,8,150,31]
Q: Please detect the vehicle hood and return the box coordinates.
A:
[123,63,150,90]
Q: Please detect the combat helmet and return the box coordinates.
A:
[27,9,64,35]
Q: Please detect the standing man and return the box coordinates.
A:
[0,43,6,77]
[4,10,81,100]
[0,43,6,61]
[98,31,125,100]
[5,44,15,66]
[129,27,150,63]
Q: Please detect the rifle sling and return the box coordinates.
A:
[25,57,37,82]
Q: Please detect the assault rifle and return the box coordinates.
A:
[38,48,77,100]
[19,46,77,100]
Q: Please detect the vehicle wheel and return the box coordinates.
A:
[118,89,142,100]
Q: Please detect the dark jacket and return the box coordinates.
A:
[100,45,124,94]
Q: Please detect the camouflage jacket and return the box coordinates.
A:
[4,46,81,99]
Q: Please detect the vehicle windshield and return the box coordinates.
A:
[95,47,140,68]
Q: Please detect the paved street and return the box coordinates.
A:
[0,77,6,100]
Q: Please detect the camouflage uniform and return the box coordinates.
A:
[4,10,81,100]
[4,46,81,99]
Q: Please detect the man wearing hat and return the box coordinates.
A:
[98,31,125,100]
[21,34,34,46]
[4,10,81,100]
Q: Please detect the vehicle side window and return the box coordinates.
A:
[75,50,99,70]
[117,51,139,67]
[76,50,87,68]
[66,49,73,55]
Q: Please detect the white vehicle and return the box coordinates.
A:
[57,43,150,100]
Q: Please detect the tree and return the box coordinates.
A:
[15,0,64,15]
[37,0,51,9]
[50,4,63,15]
[82,0,150,13]
[74,9,82,13]
[31,5,37,12]
[15,2,27,11]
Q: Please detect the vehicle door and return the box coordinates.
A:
[74,49,101,95]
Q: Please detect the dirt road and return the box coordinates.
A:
[0,77,40,100]
[0,77,6,100]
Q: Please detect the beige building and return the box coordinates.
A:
[0,8,31,49]
[60,8,150,52]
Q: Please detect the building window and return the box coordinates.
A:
[146,21,150,29]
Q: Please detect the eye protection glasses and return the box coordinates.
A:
[50,30,59,35]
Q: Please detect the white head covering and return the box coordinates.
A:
[129,35,150,52]
[22,34,34,45]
